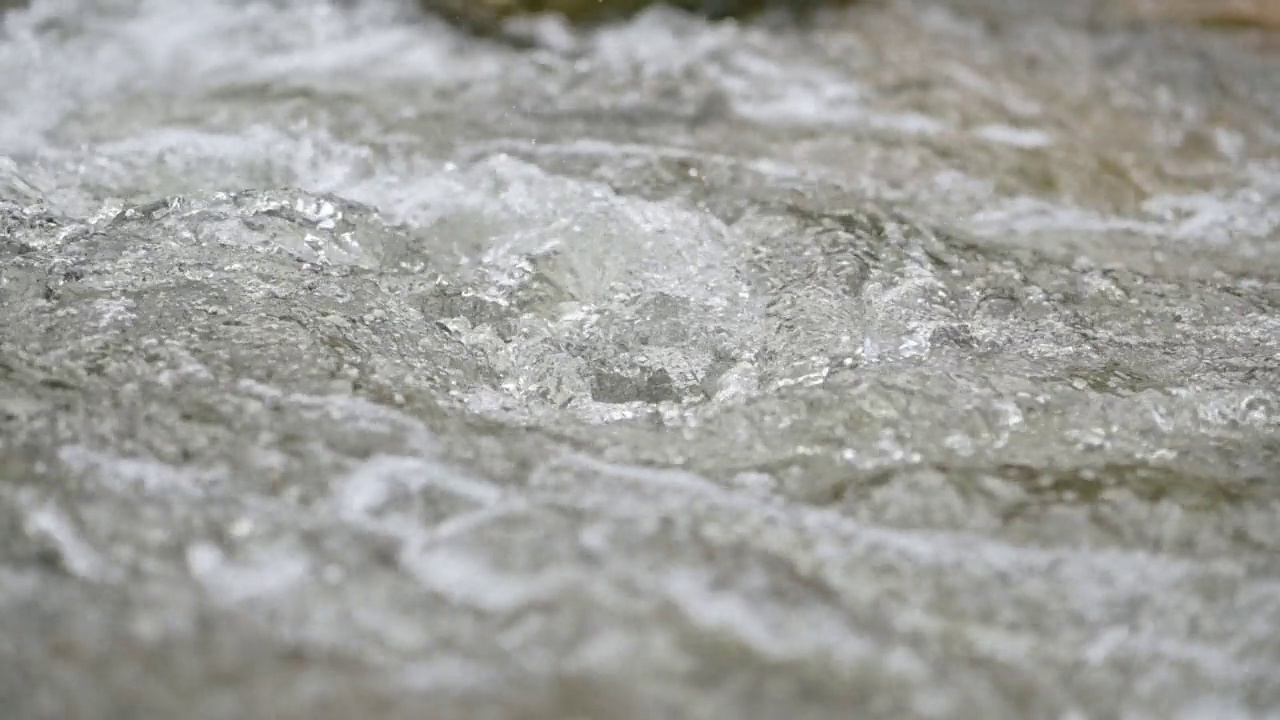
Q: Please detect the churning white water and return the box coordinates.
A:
[1,0,1279,717]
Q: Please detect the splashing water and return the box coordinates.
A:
[1,0,1279,718]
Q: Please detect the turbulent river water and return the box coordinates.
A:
[2,0,1279,718]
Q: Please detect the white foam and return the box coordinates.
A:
[335,454,502,523]
[401,547,576,614]
[23,501,116,582]
[973,123,1054,149]
[57,445,214,497]
[186,541,311,605]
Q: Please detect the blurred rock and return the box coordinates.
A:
[421,0,854,37]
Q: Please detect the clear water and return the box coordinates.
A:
[1,1,1279,718]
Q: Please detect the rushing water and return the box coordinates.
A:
[2,0,1279,718]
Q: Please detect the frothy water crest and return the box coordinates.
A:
[2,0,1279,718]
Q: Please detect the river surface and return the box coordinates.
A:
[2,1,1279,718]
